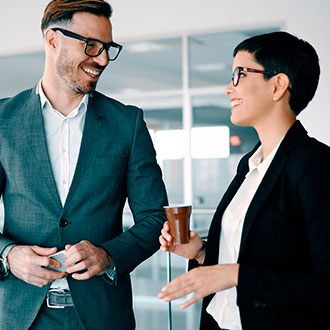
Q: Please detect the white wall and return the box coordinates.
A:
[1,0,329,145]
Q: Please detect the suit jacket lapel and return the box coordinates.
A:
[64,93,106,208]
[24,87,62,211]
[204,143,259,266]
[238,120,307,257]
[205,121,307,265]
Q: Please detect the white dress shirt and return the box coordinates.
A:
[206,141,281,330]
[37,81,88,289]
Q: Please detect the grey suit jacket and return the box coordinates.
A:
[0,86,168,330]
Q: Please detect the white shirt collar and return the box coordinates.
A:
[37,79,89,116]
[248,139,283,176]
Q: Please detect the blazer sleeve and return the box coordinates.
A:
[237,141,330,310]
[0,161,16,252]
[100,108,168,278]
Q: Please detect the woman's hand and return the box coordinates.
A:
[159,221,205,263]
[158,263,239,309]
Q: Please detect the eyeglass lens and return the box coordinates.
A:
[232,67,240,86]
[85,40,120,60]
[107,45,121,61]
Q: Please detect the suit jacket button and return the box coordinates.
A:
[59,219,69,227]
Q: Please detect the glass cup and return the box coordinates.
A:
[164,205,192,245]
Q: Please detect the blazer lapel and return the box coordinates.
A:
[238,120,307,257]
[64,93,107,208]
[24,87,62,211]
[204,149,255,266]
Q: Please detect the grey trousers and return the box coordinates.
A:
[29,302,85,330]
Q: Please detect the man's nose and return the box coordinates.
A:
[94,48,109,67]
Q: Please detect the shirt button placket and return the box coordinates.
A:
[60,119,70,204]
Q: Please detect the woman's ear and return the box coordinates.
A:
[272,73,291,101]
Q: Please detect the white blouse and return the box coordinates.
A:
[206,141,281,330]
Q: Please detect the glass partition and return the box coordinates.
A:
[0,26,280,330]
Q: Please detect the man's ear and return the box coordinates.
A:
[272,73,291,101]
[44,29,58,52]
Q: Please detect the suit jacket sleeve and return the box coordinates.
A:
[100,107,168,278]
[0,161,16,252]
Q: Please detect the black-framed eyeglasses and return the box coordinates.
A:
[52,27,123,61]
[232,66,278,87]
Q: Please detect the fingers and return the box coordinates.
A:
[180,294,201,309]
[161,282,196,302]
[159,235,171,252]
[40,255,61,270]
[32,246,64,271]
[158,272,202,309]
[32,246,58,256]
[66,259,88,275]
[64,242,88,274]
[158,273,202,310]
[71,268,94,280]
[35,268,67,285]
[160,222,173,242]
[159,221,175,252]
[158,266,226,308]
[158,264,239,309]
[7,245,67,287]
[9,241,111,285]
[189,230,200,239]
[158,272,196,301]
[64,240,109,279]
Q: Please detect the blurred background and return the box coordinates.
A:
[1,1,330,329]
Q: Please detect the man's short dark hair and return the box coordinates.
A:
[233,31,320,115]
[41,0,112,33]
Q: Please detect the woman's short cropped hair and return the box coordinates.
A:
[234,31,320,115]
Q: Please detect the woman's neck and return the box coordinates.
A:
[256,113,296,160]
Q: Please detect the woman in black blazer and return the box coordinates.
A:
[158,31,330,330]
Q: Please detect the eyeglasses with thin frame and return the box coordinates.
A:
[232,66,278,87]
[52,27,123,61]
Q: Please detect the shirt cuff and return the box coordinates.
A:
[1,243,16,259]
[104,265,117,286]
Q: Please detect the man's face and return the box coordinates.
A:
[55,12,112,94]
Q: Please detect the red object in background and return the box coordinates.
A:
[230,135,242,146]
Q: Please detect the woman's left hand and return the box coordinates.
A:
[158,263,239,309]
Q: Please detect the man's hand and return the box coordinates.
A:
[64,240,111,280]
[7,245,67,287]
[158,263,239,309]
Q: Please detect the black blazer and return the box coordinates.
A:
[200,121,330,330]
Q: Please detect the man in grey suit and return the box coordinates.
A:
[0,1,168,329]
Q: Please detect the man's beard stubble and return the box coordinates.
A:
[56,48,99,95]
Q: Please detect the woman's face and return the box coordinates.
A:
[225,51,275,128]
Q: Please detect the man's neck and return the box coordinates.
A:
[41,78,85,117]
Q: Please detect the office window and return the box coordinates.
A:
[0,26,280,330]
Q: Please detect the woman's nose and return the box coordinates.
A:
[224,82,233,95]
